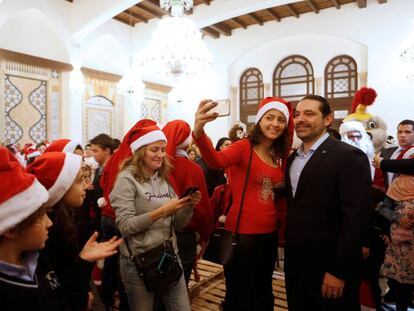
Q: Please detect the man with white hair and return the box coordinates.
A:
[340,120,375,178]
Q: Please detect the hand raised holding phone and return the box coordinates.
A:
[194,99,230,138]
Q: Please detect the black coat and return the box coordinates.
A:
[381,157,414,175]
[284,137,372,283]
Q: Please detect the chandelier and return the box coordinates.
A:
[400,20,414,81]
[160,0,193,17]
[137,16,213,81]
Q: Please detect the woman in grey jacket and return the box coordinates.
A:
[109,120,200,311]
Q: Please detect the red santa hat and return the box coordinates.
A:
[26,152,83,207]
[162,120,191,159]
[45,139,83,154]
[25,146,41,160]
[100,119,167,217]
[255,97,291,126]
[0,147,49,234]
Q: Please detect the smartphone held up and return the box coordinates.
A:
[209,99,230,117]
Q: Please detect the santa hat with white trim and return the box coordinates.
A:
[0,147,49,235]
[100,119,167,213]
[162,120,191,159]
[26,152,83,207]
[45,139,83,154]
[255,97,291,126]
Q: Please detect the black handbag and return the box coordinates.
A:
[124,216,183,292]
[203,145,253,266]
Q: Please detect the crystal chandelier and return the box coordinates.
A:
[400,20,414,81]
[137,16,213,81]
[160,0,193,17]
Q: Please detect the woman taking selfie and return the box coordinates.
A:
[193,97,293,311]
[109,119,200,311]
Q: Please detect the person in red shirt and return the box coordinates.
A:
[193,97,294,311]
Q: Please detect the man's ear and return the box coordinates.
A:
[324,113,334,127]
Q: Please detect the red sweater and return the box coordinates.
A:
[194,134,284,234]
[169,155,214,242]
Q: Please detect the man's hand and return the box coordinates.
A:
[372,154,383,169]
[321,272,345,299]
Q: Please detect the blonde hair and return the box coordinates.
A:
[121,145,171,183]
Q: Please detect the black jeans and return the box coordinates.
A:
[222,232,278,311]
[388,279,414,311]
[101,216,130,311]
[176,231,197,285]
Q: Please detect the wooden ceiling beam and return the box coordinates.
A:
[124,10,148,24]
[266,8,281,22]
[114,16,133,27]
[286,4,299,18]
[201,27,220,39]
[330,0,340,9]
[210,23,232,36]
[141,0,169,15]
[249,13,263,26]
[306,0,319,13]
[356,0,367,8]
[135,4,164,18]
[232,17,247,29]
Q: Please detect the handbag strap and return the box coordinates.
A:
[233,143,253,234]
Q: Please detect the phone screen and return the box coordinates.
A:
[157,252,175,274]
[209,99,230,117]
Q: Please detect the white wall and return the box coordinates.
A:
[0,0,413,143]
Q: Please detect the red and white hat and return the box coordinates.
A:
[255,97,291,126]
[25,146,41,160]
[26,152,83,207]
[0,147,49,234]
[162,120,191,159]
[45,139,83,154]
[100,119,167,218]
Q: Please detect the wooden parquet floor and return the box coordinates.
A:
[189,260,288,311]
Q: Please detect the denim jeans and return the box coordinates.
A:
[119,255,191,311]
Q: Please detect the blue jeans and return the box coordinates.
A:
[119,256,190,311]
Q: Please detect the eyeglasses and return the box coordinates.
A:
[347,134,362,140]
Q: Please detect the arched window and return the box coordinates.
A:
[324,55,358,129]
[239,68,264,126]
[324,55,357,99]
[273,55,314,104]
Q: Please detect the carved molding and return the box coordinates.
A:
[81,67,122,82]
[0,48,72,72]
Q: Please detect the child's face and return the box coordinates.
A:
[19,213,52,250]
[62,167,87,208]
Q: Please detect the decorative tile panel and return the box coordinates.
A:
[4,76,23,143]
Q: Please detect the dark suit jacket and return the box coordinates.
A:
[379,146,398,189]
[381,157,414,175]
[285,137,372,283]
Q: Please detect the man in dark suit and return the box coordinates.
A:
[284,95,372,311]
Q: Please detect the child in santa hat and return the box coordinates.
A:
[26,152,122,311]
[109,119,201,311]
[0,147,69,311]
[44,139,83,156]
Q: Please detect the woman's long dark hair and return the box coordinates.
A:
[247,124,290,163]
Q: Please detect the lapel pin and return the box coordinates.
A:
[322,150,326,154]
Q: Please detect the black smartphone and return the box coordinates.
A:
[157,252,175,274]
[179,186,199,199]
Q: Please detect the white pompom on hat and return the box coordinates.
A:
[0,148,49,234]
[26,152,83,207]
